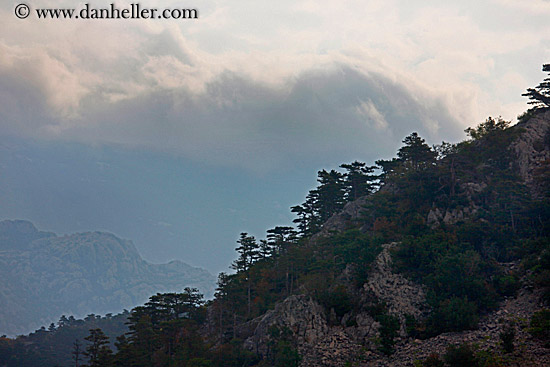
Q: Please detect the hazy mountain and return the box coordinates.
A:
[0,220,215,336]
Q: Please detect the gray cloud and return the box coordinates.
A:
[2,0,545,173]
[4,66,461,172]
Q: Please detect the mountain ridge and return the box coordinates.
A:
[0,220,216,336]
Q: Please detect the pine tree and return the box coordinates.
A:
[83,328,112,367]
[315,169,346,222]
[397,132,436,171]
[291,191,319,237]
[126,307,158,365]
[72,339,82,367]
[267,226,298,295]
[523,64,550,112]
[340,161,377,201]
[465,116,510,140]
[58,315,69,328]
[231,233,260,317]
[266,226,297,255]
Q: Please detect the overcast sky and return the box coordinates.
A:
[1,0,549,273]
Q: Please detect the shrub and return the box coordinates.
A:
[444,343,479,367]
[427,297,478,335]
[422,353,445,367]
[375,314,400,355]
[499,325,515,353]
[528,309,550,342]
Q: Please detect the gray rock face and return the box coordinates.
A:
[426,181,486,228]
[360,288,550,367]
[0,220,216,336]
[244,295,328,357]
[312,197,368,240]
[241,243,430,366]
[364,243,430,337]
[512,109,550,199]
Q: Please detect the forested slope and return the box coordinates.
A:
[1,65,549,367]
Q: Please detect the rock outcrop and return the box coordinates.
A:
[512,109,550,199]
[242,251,549,367]
[241,243,432,366]
[312,197,368,240]
[244,295,329,357]
[357,287,550,367]
[364,243,430,337]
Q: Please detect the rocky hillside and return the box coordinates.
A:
[205,109,550,366]
[238,249,550,367]
[2,108,548,366]
[0,220,215,336]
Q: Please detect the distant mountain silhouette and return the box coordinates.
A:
[0,220,215,336]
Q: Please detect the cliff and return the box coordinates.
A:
[226,111,550,366]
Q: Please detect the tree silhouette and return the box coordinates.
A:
[397,132,436,171]
[72,339,82,367]
[340,161,377,201]
[523,64,550,112]
[83,328,112,367]
[231,233,260,317]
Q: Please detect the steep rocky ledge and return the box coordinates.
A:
[512,109,550,199]
[240,245,549,367]
[236,111,550,365]
[239,242,429,366]
[426,110,550,228]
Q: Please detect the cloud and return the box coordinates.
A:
[0,56,464,172]
[356,100,389,131]
[0,0,548,172]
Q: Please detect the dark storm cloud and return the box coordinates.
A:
[54,66,464,172]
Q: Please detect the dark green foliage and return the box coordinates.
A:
[384,115,550,336]
[263,326,300,367]
[405,314,420,339]
[340,161,378,200]
[499,325,515,353]
[231,233,260,274]
[120,290,210,366]
[72,339,83,367]
[316,169,347,223]
[528,309,550,343]
[427,297,479,335]
[520,237,550,303]
[397,132,436,171]
[0,312,129,367]
[266,226,298,256]
[231,233,261,318]
[83,328,113,367]
[291,162,378,238]
[144,288,205,325]
[465,116,511,141]
[375,314,399,355]
[209,339,258,367]
[419,353,445,367]
[212,226,381,339]
[320,285,353,319]
[444,343,479,367]
[394,229,502,335]
[522,64,550,112]
[329,229,383,285]
[494,273,520,297]
[291,169,346,237]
